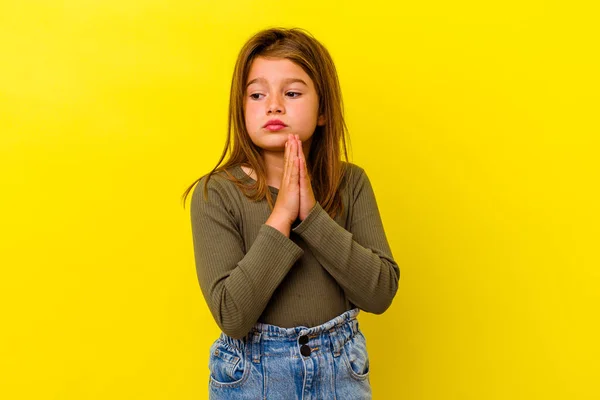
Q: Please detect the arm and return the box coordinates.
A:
[190,176,304,339]
[292,168,399,314]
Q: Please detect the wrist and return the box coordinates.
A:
[265,214,292,237]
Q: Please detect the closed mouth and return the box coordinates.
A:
[263,119,287,128]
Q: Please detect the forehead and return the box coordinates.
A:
[246,57,314,87]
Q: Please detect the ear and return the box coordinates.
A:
[317,114,326,126]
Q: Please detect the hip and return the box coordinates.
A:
[207,308,372,400]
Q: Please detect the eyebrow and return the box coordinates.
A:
[246,77,308,88]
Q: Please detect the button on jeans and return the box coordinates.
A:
[207,308,372,399]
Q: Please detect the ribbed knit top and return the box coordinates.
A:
[190,162,399,339]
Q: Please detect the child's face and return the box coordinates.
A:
[244,57,325,152]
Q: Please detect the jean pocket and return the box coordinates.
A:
[208,339,249,387]
[342,331,370,381]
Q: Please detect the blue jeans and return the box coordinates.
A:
[208,308,372,399]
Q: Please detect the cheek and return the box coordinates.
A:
[302,99,320,118]
[244,104,261,122]
[243,107,254,128]
[300,103,320,126]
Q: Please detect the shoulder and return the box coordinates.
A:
[340,161,367,187]
[191,166,244,206]
[341,160,365,175]
[339,161,379,204]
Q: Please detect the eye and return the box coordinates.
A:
[249,93,264,100]
[286,91,301,98]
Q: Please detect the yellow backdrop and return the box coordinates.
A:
[1,1,598,399]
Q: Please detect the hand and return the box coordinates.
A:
[265,133,300,234]
[295,134,317,221]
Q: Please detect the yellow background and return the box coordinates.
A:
[1,1,598,399]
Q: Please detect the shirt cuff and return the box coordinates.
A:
[259,223,305,258]
[292,202,324,236]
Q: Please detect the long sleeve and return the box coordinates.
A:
[190,176,304,339]
[292,168,399,314]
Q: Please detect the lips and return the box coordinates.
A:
[263,119,287,131]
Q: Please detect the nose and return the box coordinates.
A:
[267,93,284,114]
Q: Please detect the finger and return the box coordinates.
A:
[290,152,299,183]
[297,137,302,159]
[283,136,292,184]
[290,139,299,183]
[284,135,290,164]
[299,152,306,186]
[297,138,305,181]
[287,136,296,183]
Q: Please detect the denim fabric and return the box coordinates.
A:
[207,308,372,399]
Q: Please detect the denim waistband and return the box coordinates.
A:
[252,308,360,338]
[218,308,361,361]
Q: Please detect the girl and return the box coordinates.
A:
[183,27,399,399]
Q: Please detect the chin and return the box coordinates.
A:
[256,137,286,149]
[261,144,286,152]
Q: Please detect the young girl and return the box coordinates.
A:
[183,27,399,399]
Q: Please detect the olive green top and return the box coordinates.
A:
[190,162,399,339]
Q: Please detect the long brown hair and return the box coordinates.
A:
[181,27,351,218]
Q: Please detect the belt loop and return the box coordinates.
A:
[352,318,359,335]
[251,332,262,364]
[330,325,343,357]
